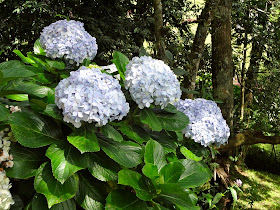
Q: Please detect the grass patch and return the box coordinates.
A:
[233,166,280,209]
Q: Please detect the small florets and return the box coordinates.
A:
[55,66,130,128]
[174,98,230,147]
[124,56,181,109]
[40,19,98,65]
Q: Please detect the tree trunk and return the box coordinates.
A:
[153,0,166,60]
[240,32,248,121]
[211,0,233,130]
[244,39,264,114]
[182,0,220,99]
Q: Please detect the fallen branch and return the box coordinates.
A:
[217,131,280,152]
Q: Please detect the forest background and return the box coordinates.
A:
[1,0,280,209]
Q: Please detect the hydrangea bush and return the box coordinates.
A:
[0,19,230,209]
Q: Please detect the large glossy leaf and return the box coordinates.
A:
[158,184,199,209]
[0,60,36,82]
[142,163,159,179]
[154,105,189,131]
[144,139,167,171]
[5,94,28,101]
[118,169,154,201]
[34,162,79,208]
[32,194,76,210]
[0,80,54,98]
[105,190,147,210]
[178,159,212,189]
[159,162,185,184]
[139,108,162,131]
[75,172,106,210]
[98,134,142,168]
[150,131,178,153]
[9,111,62,148]
[67,126,100,154]
[6,144,46,179]
[46,143,87,184]
[119,124,150,144]
[0,102,9,121]
[13,50,36,65]
[101,124,123,142]
[87,152,120,181]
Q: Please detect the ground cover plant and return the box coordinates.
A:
[0,19,235,209]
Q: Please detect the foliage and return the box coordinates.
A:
[0,26,226,209]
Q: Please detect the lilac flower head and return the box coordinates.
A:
[174,98,230,147]
[235,179,242,187]
[40,19,98,65]
[124,56,181,109]
[55,66,130,128]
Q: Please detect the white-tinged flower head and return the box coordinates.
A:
[0,170,14,209]
[174,98,230,147]
[40,19,98,65]
[125,56,181,109]
[55,66,130,128]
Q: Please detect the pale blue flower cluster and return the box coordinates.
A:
[40,19,98,65]
[55,66,129,128]
[125,56,181,109]
[174,98,230,147]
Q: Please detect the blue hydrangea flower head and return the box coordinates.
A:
[125,56,181,109]
[40,19,98,65]
[174,98,230,147]
[55,66,129,128]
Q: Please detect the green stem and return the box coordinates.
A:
[124,107,139,125]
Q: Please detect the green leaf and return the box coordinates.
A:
[9,111,62,148]
[34,162,79,208]
[5,94,29,101]
[67,126,100,154]
[150,131,178,154]
[139,108,162,131]
[173,68,188,76]
[165,50,173,62]
[178,159,212,189]
[111,51,129,81]
[180,146,203,161]
[119,125,150,144]
[230,187,237,207]
[118,169,154,201]
[101,124,123,142]
[13,50,36,65]
[144,139,167,171]
[6,144,46,179]
[34,39,46,56]
[87,152,120,181]
[212,193,223,206]
[154,105,189,131]
[46,143,87,184]
[159,162,185,184]
[0,81,54,98]
[0,102,9,121]
[32,194,76,210]
[46,59,65,70]
[98,134,142,168]
[105,190,147,210]
[0,60,36,82]
[158,184,198,209]
[142,164,159,179]
[75,172,106,210]
[43,104,63,120]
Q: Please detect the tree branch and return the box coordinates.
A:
[217,131,280,152]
